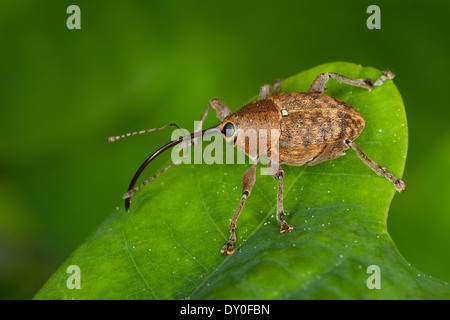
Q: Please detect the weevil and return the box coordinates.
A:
[108,70,406,255]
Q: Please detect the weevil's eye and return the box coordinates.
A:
[221,122,235,138]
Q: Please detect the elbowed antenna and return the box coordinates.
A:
[123,126,220,211]
[107,123,179,143]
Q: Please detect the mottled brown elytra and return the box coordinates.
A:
[108,70,405,255]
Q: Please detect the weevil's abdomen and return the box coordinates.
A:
[268,92,365,166]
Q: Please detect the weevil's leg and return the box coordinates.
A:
[308,70,394,94]
[176,98,232,151]
[202,98,232,122]
[259,78,282,100]
[193,98,231,139]
[306,140,349,166]
[269,163,293,233]
[344,140,406,192]
[374,70,396,86]
[221,158,259,255]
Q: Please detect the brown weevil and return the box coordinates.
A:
[108,70,405,255]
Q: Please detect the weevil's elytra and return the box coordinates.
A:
[268,92,365,166]
[108,69,405,256]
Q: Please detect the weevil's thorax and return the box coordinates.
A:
[219,99,281,158]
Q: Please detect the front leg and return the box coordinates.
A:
[221,158,259,255]
[193,97,232,140]
[177,98,232,152]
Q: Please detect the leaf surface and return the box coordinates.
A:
[34,62,450,300]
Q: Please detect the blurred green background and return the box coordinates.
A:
[0,0,449,299]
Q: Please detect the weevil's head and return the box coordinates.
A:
[218,100,281,158]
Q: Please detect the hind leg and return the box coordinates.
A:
[307,140,349,166]
[308,70,394,94]
[307,139,406,193]
[345,140,406,192]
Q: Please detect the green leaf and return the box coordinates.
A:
[34,62,450,300]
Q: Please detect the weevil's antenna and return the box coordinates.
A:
[107,123,179,143]
[123,126,220,211]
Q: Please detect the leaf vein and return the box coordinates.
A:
[122,231,158,299]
